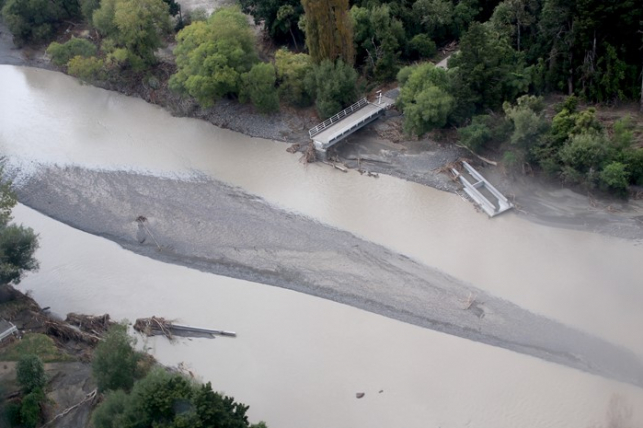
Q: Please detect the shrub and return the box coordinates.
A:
[275,49,313,107]
[0,224,39,285]
[91,389,129,428]
[611,116,634,150]
[20,388,45,428]
[305,59,359,119]
[67,56,105,81]
[503,150,519,169]
[93,368,266,428]
[240,63,279,114]
[503,95,549,149]
[623,149,643,186]
[92,324,141,392]
[2,402,21,427]
[170,6,258,106]
[1,0,81,46]
[16,354,46,394]
[80,0,100,21]
[396,62,454,135]
[600,162,629,194]
[559,132,609,175]
[458,116,492,152]
[409,34,436,59]
[46,38,97,66]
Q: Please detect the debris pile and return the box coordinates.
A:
[65,313,113,336]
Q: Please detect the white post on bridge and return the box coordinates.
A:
[376,90,382,105]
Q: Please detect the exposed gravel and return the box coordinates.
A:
[15,166,643,389]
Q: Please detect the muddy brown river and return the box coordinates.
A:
[1,65,642,426]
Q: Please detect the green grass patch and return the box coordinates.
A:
[0,333,73,363]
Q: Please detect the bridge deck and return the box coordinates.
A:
[311,97,393,153]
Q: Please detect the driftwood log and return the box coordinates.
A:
[65,313,113,336]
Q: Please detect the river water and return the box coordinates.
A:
[1,65,642,355]
[12,204,643,428]
[1,65,642,426]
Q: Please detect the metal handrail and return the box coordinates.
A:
[321,108,385,148]
[309,98,368,138]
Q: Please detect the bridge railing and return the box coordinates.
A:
[309,98,369,138]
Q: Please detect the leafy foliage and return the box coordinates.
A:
[1,0,81,45]
[93,0,171,69]
[19,388,44,428]
[92,323,141,392]
[408,34,436,60]
[535,0,642,101]
[239,0,303,47]
[397,63,454,135]
[275,49,313,107]
[240,63,280,114]
[600,162,629,194]
[448,22,531,122]
[91,389,129,428]
[92,368,268,428]
[301,0,354,65]
[16,354,46,394]
[0,333,72,362]
[170,6,258,106]
[503,95,548,148]
[305,59,359,119]
[351,4,405,81]
[0,224,39,285]
[80,0,100,22]
[67,56,105,81]
[458,116,493,152]
[47,38,98,66]
[527,97,641,193]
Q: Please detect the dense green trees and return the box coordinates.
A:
[46,38,97,66]
[170,6,258,106]
[1,0,81,45]
[275,49,314,107]
[449,22,530,121]
[239,0,304,47]
[305,59,358,119]
[240,63,280,114]
[11,355,46,428]
[301,0,354,64]
[16,355,46,394]
[397,63,454,135]
[0,175,38,286]
[524,97,643,193]
[513,0,643,102]
[93,0,171,69]
[351,4,405,81]
[92,368,268,428]
[92,324,142,392]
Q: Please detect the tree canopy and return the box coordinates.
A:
[396,63,454,135]
[170,6,258,106]
[305,59,359,119]
[93,0,171,69]
[93,368,268,428]
[301,0,354,65]
[0,172,38,287]
[92,323,142,392]
[1,0,81,45]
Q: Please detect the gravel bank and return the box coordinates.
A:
[16,166,643,388]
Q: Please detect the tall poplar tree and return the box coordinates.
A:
[301,0,354,65]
